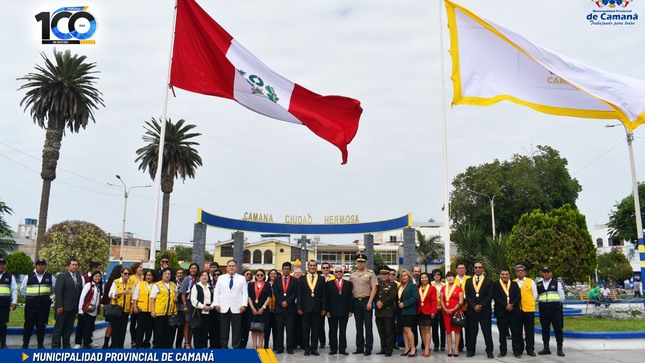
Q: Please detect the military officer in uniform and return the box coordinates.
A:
[536,266,565,357]
[349,253,378,356]
[375,269,398,357]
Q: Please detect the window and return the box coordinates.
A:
[253,250,262,264]
[291,247,301,261]
[320,251,341,263]
[596,238,603,248]
[221,245,233,257]
[264,250,273,264]
[389,235,397,242]
[243,249,251,264]
[378,250,398,265]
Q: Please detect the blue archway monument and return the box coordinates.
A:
[191,210,416,272]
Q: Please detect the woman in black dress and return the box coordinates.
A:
[247,269,272,348]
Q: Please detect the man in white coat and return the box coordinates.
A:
[214,259,248,348]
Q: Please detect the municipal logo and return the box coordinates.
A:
[594,0,633,8]
[587,0,639,26]
[36,6,97,44]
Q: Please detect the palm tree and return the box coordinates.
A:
[17,49,104,258]
[135,117,202,252]
[483,234,509,280]
[416,230,444,272]
[452,224,485,274]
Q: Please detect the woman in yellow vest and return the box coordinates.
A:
[108,266,134,348]
[128,262,144,348]
[150,267,178,348]
[132,270,155,348]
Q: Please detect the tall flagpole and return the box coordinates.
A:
[438,0,451,272]
[149,0,179,268]
[625,129,645,305]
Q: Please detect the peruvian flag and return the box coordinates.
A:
[170,0,363,164]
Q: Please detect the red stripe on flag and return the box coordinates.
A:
[170,0,235,99]
[290,84,362,165]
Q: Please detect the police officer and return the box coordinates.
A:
[374,269,398,357]
[536,266,565,357]
[0,257,18,348]
[21,258,55,349]
[350,253,378,356]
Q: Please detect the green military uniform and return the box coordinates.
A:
[374,270,398,357]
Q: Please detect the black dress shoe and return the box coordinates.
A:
[487,353,494,358]
[352,350,364,355]
[329,351,337,355]
[466,352,475,357]
[385,352,392,357]
[433,347,439,352]
[376,351,386,355]
[304,351,311,356]
[320,344,326,349]
[527,352,536,357]
[287,349,294,354]
[340,351,349,356]
[538,349,551,355]
[275,349,284,354]
[498,352,506,357]
[364,352,371,356]
[312,351,320,356]
[514,354,522,358]
[441,347,445,351]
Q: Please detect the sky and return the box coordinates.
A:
[1,0,644,254]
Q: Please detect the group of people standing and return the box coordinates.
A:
[0,254,567,358]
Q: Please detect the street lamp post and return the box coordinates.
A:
[466,186,505,238]
[108,175,151,264]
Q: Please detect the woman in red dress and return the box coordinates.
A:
[440,271,465,357]
[417,272,438,357]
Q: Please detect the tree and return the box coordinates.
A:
[452,224,485,274]
[507,204,596,283]
[6,251,34,277]
[154,250,180,270]
[17,49,104,258]
[450,145,581,237]
[205,251,214,262]
[39,220,110,274]
[174,245,193,261]
[373,252,388,275]
[416,230,444,272]
[483,234,510,281]
[597,248,633,285]
[607,182,645,246]
[0,200,17,255]
[135,118,202,252]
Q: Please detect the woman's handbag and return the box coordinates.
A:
[451,310,466,327]
[103,304,122,319]
[190,309,202,329]
[168,313,184,327]
[250,315,264,333]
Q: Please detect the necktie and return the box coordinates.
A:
[284,276,288,284]
[229,275,233,289]
[71,273,77,285]
[311,274,314,282]
[476,276,480,283]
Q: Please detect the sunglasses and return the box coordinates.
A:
[389,273,396,276]
[256,274,264,277]
[474,266,483,269]
[214,273,221,276]
[334,271,343,273]
[322,266,330,269]
[123,272,130,276]
[161,260,169,263]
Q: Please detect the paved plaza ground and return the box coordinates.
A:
[6,312,644,363]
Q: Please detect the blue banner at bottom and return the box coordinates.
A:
[2,349,264,363]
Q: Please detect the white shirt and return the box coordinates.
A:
[213,273,248,314]
[78,282,100,316]
[190,282,213,313]
[600,287,611,297]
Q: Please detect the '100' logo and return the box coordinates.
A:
[36,6,97,44]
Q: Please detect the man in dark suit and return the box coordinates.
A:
[51,258,83,348]
[325,267,353,355]
[154,255,175,282]
[297,260,326,356]
[273,261,297,354]
[493,268,522,358]
[464,261,494,358]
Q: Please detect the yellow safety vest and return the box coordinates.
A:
[136,282,153,313]
[153,281,177,316]
[514,277,536,312]
[111,278,134,312]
